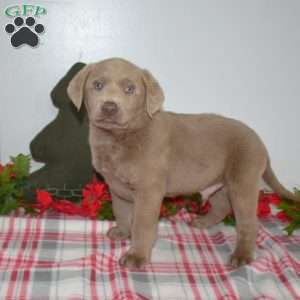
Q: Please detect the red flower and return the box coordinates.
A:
[187,200,210,215]
[80,181,108,218]
[32,180,110,218]
[52,200,82,215]
[0,164,4,174]
[9,173,16,179]
[160,204,168,218]
[171,196,185,209]
[257,201,271,218]
[33,190,53,213]
[276,211,291,223]
[83,181,107,200]
[36,190,53,207]
[259,191,281,206]
[199,201,212,215]
[81,198,101,218]
[186,201,198,214]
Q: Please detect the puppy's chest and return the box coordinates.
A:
[91,142,138,187]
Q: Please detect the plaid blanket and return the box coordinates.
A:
[0,211,299,300]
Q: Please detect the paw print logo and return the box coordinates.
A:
[5,16,45,48]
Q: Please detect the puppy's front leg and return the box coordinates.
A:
[107,192,132,240]
[119,189,163,269]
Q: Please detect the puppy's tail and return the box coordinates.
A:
[263,159,300,202]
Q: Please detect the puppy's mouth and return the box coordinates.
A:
[92,118,128,129]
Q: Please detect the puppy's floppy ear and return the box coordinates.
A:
[142,69,164,118]
[67,64,91,110]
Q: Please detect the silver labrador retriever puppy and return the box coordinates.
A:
[67,58,299,269]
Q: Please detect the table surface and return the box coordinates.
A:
[0,210,299,300]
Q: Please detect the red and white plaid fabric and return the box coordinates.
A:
[0,210,299,300]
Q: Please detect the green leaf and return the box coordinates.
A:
[284,223,297,236]
[223,215,236,226]
[0,196,19,215]
[190,193,202,203]
[164,202,179,216]
[24,206,39,216]
[98,201,115,221]
[294,188,300,198]
[0,154,31,214]
[0,167,11,185]
[0,182,16,200]
[10,154,31,179]
[278,200,293,211]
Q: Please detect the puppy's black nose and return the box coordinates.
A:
[101,101,118,117]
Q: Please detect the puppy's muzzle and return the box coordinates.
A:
[101,101,119,117]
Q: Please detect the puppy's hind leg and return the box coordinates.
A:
[226,171,260,267]
[192,186,232,229]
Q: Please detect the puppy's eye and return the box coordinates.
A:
[93,80,104,91]
[124,84,135,95]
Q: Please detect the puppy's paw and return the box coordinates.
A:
[107,226,130,240]
[119,252,148,269]
[229,251,253,268]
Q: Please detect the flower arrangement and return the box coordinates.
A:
[1,154,300,235]
[0,154,30,214]
[33,180,113,219]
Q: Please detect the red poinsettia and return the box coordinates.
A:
[30,178,296,232]
[52,200,82,215]
[81,179,111,218]
[81,197,102,218]
[83,179,109,201]
[199,201,212,215]
[276,211,291,223]
[185,200,200,214]
[159,204,169,218]
[0,164,4,174]
[34,190,53,213]
[32,180,110,219]
[257,201,271,218]
[259,191,281,206]
[159,196,186,218]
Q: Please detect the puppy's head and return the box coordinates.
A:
[67,58,164,130]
